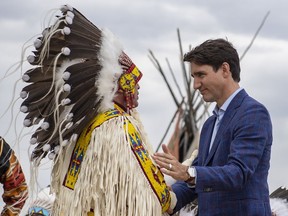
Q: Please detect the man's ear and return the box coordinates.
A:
[222,62,231,78]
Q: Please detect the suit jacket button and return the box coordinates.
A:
[204,187,212,192]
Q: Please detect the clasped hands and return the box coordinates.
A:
[152,144,190,214]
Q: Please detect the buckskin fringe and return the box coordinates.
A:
[51,114,166,216]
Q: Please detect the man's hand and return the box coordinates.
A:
[166,207,174,214]
[153,144,189,181]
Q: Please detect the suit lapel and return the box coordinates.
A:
[200,115,216,165]
[204,89,247,166]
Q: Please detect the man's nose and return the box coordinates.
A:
[193,78,200,90]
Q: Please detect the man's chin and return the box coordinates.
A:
[202,96,212,103]
[132,102,139,108]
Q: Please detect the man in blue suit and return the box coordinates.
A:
[153,39,272,215]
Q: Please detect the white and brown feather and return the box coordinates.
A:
[20,5,125,163]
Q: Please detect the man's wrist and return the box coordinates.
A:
[185,167,196,185]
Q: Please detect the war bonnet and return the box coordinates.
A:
[20,5,142,163]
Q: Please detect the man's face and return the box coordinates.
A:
[113,82,140,110]
[191,62,226,104]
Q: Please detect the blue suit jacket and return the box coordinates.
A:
[172,89,272,216]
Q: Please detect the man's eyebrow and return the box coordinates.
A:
[191,71,204,77]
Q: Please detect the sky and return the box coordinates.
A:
[1,0,288,210]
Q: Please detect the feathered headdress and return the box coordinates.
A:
[27,186,55,216]
[20,5,142,164]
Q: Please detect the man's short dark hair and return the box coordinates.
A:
[183,38,241,82]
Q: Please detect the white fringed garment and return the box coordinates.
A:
[51,109,168,216]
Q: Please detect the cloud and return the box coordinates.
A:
[0,1,287,207]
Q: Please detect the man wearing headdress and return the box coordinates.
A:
[0,137,28,215]
[20,5,175,216]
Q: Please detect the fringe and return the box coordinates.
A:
[51,114,165,216]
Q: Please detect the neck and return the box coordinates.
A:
[217,82,240,107]
[113,91,127,111]
[114,101,127,112]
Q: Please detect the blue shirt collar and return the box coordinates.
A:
[213,87,243,118]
